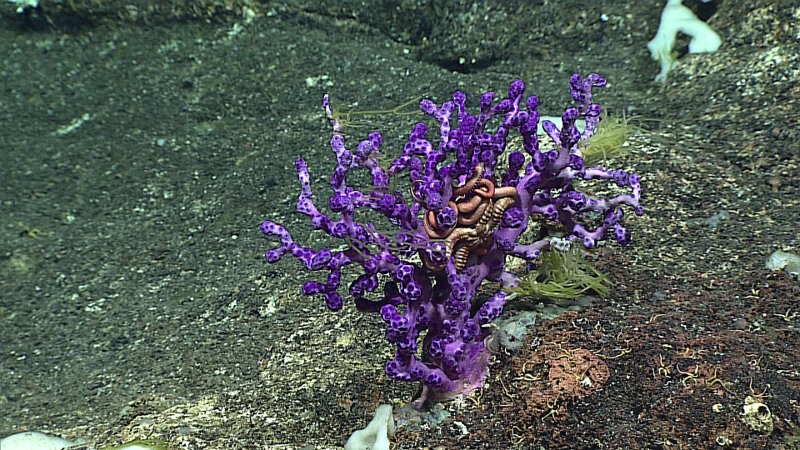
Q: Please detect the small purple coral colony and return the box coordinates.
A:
[260,74,642,405]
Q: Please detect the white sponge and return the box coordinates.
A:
[647,0,722,82]
[344,404,396,450]
[0,431,82,450]
[766,251,800,280]
[8,0,39,13]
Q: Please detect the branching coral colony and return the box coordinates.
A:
[260,74,643,406]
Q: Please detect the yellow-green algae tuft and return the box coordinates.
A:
[505,244,611,304]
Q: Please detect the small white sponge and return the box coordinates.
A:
[344,404,396,450]
[766,251,800,280]
[647,0,722,82]
[8,0,39,13]
[0,431,81,450]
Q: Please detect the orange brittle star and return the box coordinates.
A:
[417,163,518,271]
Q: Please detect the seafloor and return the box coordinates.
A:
[1,1,798,449]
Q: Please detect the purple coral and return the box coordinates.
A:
[260,74,642,406]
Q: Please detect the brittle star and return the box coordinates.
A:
[416,163,518,271]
